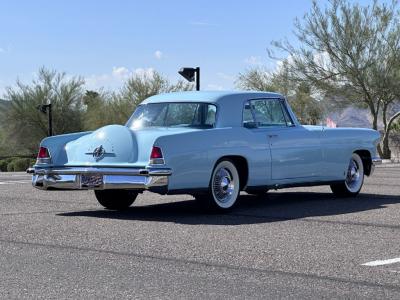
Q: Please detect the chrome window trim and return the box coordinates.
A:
[242,97,295,128]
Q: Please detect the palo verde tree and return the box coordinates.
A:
[269,0,400,158]
[3,67,85,153]
[114,70,194,122]
[236,64,324,125]
[82,71,194,129]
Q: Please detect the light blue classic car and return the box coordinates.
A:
[28,91,382,211]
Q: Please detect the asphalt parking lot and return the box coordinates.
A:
[0,166,400,299]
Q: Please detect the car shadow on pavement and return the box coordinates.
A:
[57,192,400,226]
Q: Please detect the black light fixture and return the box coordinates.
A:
[178,67,200,91]
[37,103,53,136]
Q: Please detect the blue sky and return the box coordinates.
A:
[0,0,381,96]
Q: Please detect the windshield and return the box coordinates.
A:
[126,102,217,129]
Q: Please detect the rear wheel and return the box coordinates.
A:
[94,190,138,210]
[195,160,240,212]
[330,153,364,197]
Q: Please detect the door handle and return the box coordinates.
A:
[268,134,278,138]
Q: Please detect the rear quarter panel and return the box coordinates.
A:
[154,128,270,191]
[38,131,92,166]
[321,127,380,180]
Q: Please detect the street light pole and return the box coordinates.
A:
[195,67,200,91]
[37,103,53,136]
[178,67,200,91]
[47,103,52,136]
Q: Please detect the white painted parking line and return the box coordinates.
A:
[362,257,400,266]
[0,180,31,185]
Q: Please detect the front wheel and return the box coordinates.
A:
[94,190,138,210]
[330,153,364,197]
[195,160,240,211]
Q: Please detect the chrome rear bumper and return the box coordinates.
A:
[27,166,171,192]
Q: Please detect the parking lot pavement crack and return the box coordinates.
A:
[0,209,98,216]
[0,237,399,292]
[0,195,92,205]
[230,213,400,230]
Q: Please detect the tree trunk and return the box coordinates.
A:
[381,135,391,159]
[381,103,389,159]
[371,110,383,157]
[381,110,400,159]
[372,113,378,130]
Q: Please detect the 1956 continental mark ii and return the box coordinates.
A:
[27,91,382,211]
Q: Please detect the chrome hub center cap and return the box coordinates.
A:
[345,157,363,192]
[220,177,230,191]
[212,167,235,203]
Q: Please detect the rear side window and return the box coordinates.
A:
[127,102,217,129]
[242,99,294,128]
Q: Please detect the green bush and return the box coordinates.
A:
[12,158,33,172]
[1,157,34,172]
[0,159,8,172]
[6,161,15,172]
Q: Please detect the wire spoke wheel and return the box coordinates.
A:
[212,167,235,204]
[345,156,363,193]
[330,153,364,197]
[210,160,240,209]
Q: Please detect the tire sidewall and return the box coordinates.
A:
[344,153,364,194]
[210,160,240,209]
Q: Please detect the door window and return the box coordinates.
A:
[242,99,293,127]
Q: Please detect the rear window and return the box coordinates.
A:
[126,102,217,129]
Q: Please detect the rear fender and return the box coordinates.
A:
[38,131,92,166]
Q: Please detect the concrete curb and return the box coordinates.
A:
[376,159,400,168]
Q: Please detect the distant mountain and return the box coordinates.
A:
[336,107,373,128]
[326,102,400,129]
[0,99,10,110]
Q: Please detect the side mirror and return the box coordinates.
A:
[244,121,258,129]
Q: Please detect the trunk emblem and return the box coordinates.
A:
[86,145,106,160]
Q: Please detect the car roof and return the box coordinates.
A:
[141,90,284,105]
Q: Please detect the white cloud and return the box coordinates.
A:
[112,66,130,79]
[154,50,163,60]
[133,67,155,77]
[313,51,331,70]
[85,67,155,90]
[244,56,263,66]
[275,54,294,72]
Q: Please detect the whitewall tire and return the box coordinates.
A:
[330,153,364,197]
[195,160,240,211]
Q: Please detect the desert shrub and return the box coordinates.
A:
[3,157,33,172]
[6,161,15,172]
[0,159,8,171]
[12,158,33,172]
